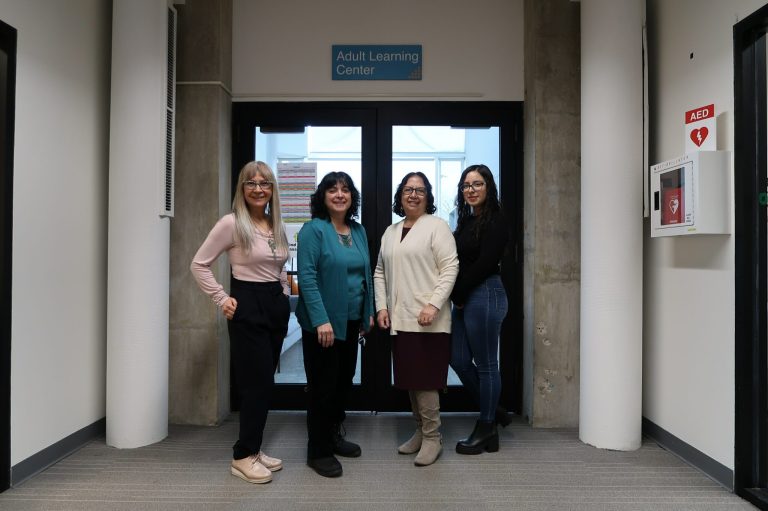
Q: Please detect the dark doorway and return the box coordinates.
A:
[734,4,768,508]
[0,18,16,493]
[232,101,524,414]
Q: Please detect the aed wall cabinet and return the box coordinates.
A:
[650,151,731,237]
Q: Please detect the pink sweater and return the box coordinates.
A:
[190,213,289,307]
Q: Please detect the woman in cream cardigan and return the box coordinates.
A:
[374,172,458,466]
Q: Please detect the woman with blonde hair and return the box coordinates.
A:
[191,161,290,484]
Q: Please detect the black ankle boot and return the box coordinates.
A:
[495,405,512,428]
[456,420,499,455]
[332,423,362,458]
[307,455,343,477]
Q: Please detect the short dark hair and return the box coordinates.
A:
[310,171,360,223]
[392,172,437,217]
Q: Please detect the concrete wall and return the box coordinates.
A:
[3,0,111,464]
[644,0,765,469]
[232,0,524,101]
[523,0,581,427]
[170,0,233,425]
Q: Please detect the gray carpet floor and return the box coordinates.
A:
[0,412,757,510]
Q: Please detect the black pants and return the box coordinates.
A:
[302,320,360,459]
[228,279,290,460]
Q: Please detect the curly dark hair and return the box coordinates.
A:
[455,164,502,238]
[392,172,437,217]
[310,171,360,223]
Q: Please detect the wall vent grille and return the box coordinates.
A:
[161,5,177,217]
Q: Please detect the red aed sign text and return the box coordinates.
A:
[685,104,714,124]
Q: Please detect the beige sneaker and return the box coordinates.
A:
[231,455,272,484]
[256,451,283,472]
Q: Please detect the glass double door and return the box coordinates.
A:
[232,102,523,413]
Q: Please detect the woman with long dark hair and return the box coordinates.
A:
[450,164,510,454]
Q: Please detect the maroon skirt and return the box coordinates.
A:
[391,331,451,390]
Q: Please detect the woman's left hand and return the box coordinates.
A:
[418,304,439,326]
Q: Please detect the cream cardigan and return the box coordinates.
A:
[374,214,459,334]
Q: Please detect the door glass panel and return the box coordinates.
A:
[390,126,500,386]
[254,126,363,385]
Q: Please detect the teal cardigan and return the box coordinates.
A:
[295,218,374,340]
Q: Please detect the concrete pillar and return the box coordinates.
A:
[169,0,233,425]
[523,0,581,427]
[579,0,644,450]
[107,0,170,448]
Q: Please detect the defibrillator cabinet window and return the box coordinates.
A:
[659,167,685,226]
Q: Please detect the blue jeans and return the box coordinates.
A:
[450,274,508,422]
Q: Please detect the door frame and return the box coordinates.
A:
[0,18,16,493]
[232,101,524,414]
[232,104,379,412]
[734,4,768,508]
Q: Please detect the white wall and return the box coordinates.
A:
[4,0,112,465]
[232,0,524,101]
[645,0,765,469]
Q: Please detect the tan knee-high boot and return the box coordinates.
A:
[413,390,442,466]
[398,391,422,454]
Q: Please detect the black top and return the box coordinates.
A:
[451,211,509,306]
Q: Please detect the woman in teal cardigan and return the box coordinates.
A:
[295,171,374,478]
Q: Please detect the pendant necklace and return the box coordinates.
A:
[337,232,352,248]
[254,218,276,255]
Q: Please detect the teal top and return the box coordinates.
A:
[295,218,374,340]
[339,238,365,320]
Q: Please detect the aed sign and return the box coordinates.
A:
[684,103,716,152]
[332,45,422,80]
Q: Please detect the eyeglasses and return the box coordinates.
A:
[460,181,486,192]
[244,180,273,190]
[402,186,427,197]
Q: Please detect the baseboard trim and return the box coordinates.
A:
[642,417,733,490]
[10,417,105,487]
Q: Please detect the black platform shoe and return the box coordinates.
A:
[456,420,499,455]
[332,423,362,458]
[307,455,343,478]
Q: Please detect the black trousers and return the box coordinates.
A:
[228,279,290,460]
[301,320,360,459]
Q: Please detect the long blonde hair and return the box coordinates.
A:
[232,161,288,257]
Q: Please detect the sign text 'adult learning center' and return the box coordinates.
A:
[332,45,422,80]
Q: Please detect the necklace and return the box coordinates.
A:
[253,219,270,234]
[337,232,352,248]
[253,218,276,255]
[333,219,352,248]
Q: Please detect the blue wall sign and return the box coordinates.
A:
[332,45,422,81]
